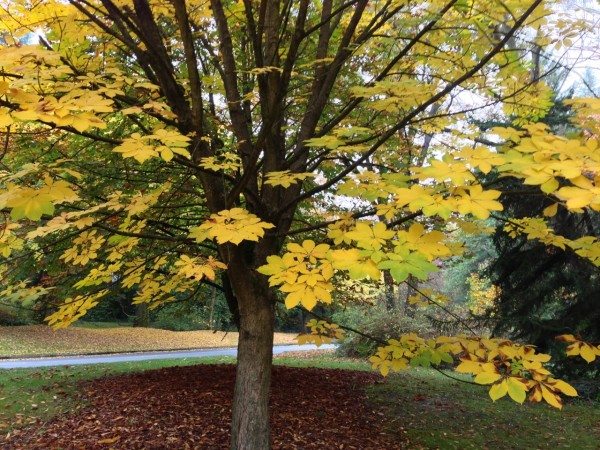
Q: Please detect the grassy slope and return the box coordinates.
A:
[1,355,598,449]
[0,325,296,357]
[370,368,600,449]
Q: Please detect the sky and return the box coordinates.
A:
[557,0,600,95]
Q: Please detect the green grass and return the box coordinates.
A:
[1,355,599,449]
[273,354,371,371]
[369,368,600,449]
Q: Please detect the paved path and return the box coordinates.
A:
[0,344,336,369]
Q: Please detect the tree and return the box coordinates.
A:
[1,1,599,448]
[487,96,600,378]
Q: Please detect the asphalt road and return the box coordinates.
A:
[0,344,336,369]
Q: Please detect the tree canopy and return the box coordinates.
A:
[1,0,599,447]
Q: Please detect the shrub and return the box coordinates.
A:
[333,305,436,358]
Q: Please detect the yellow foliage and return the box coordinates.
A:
[371,334,578,409]
[556,335,600,363]
[258,240,334,310]
[467,273,500,316]
[45,291,109,329]
[264,171,314,188]
[296,319,345,346]
[113,129,190,163]
[189,208,274,245]
[60,230,106,266]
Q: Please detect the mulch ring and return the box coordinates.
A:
[2,365,406,449]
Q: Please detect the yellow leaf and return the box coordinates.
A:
[6,188,54,220]
[474,372,502,385]
[489,380,508,401]
[506,377,527,404]
[580,344,597,363]
[192,208,274,245]
[551,379,578,397]
[543,203,558,217]
[455,359,481,374]
[541,385,563,409]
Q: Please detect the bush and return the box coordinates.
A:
[332,305,436,358]
[152,293,233,331]
[0,306,32,326]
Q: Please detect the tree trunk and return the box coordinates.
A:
[208,286,217,328]
[405,275,418,318]
[133,302,149,327]
[228,259,275,449]
[383,270,396,310]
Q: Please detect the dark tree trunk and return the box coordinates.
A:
[133,303,149,327]
[383,270,396,310]
[227,256,275,449]
[405,275,418,318]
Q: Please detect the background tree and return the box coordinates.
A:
[1,1,599,448]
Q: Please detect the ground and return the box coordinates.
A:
[2,363,400,449]
[1,353,599,449]
[0,324,296,357]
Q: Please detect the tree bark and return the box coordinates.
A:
[383,270,395,310]
[133,302,149,327]
[227,257,275,449]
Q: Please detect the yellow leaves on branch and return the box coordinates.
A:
[0,45,114,131]
[1,177,79,221]
[199,152,241,172]
[493,123,600,208]
[296,319,344,346]
[174,255,227,282]
[505,218,600,266]
[189,208,274,245]
[415,156,477,186]
[60,230,106,266]
[345,222,394,251]
[338,172,409,202]
[258,240,334,310]
[556,334,600,363]
[454,185,503,220]
[264,171,315,188]
[350,79,437,114]
[0,282,50,306]
[328,248,380,281]
[329,221,447,283]
[369,334,578,409]
[555,175,600,211]
[113,129,191,163]
[0,221,24,258]
[45,290,109,329]
[369,334,452,376]
[11,92,112,132]
[376,182,503,221]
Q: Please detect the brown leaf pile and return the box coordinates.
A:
[2,365,405,449]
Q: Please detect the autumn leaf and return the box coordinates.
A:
[190,208,274,245]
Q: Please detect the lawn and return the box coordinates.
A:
[1,353,598,448]
[0,324,297,357]
[370,368,600,449]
